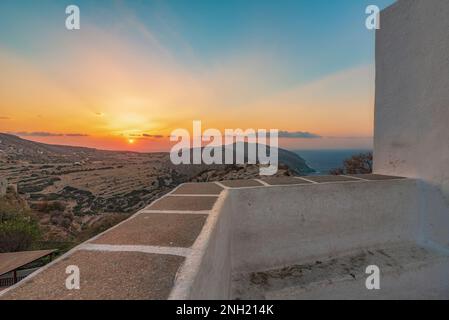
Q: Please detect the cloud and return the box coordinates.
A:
[0,116,11,120]
[142,134,164,138]
[10,131,89,137]
[278,131,321,139]
[325,135,373,139]
[64,133,90,137]
[13,131,63,137]
[125,133,165,139]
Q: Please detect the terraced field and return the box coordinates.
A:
[0,134,213,239]
[5,156,172,208]
[0,133,303,241]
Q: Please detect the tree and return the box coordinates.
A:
[329,152,373,175]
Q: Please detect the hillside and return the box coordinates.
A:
[0,133,138,164]
[0,133,313,241]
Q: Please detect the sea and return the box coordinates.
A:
[293,149,372,175]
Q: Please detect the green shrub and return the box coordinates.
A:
[330,152,373,175]
[0,201,28,222]
[0,200,42,253]
[34,201,67,213]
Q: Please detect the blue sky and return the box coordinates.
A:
[1,0,395,84]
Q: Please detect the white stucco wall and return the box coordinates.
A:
[229,180,420,272]
[173,178,448,299]
[374,0,449,202]
[170,191,233,300]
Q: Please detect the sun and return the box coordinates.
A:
[128,138,135,144]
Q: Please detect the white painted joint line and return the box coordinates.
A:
[314,180,370,186]
[340,174,368,181]
[169,194,220,197]
[168,183,187,194]
[254,179,270,186]
[140,209,211,215]
[79,243,193,257]
[139,185,187,211]
[214,181,229,189]
[295,176,318,184]
[220,185,266,190]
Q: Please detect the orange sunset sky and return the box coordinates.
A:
[0,0,394,152]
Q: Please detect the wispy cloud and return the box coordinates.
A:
[325,135,374,139]
[0,116,11,120]
[142,134,164,138]
[278,131,321,139]
[64,133,90,137]
[127,133,164,139]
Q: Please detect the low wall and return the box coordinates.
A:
[178,178,423,299]
[170,191,233,300]
[229,179,420,272]
[416,181,449,249]
[187,192,233,299]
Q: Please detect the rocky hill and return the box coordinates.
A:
[0,133,137,164]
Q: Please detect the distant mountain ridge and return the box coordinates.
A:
[215,142,314,174]
[0,133,314,174]
[0,133,139,163]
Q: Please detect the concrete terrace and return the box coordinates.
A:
[4,174,449,299]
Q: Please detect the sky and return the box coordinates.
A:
[0,0,395,151]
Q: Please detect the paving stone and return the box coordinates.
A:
[172,183,223,195]
[304,175,360,183]
[261,177,313,186]
[348,174,406,181]
[92,212,207,247]
[147,196,218,211]
[220,180,264,188]
[0,251,184,300]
